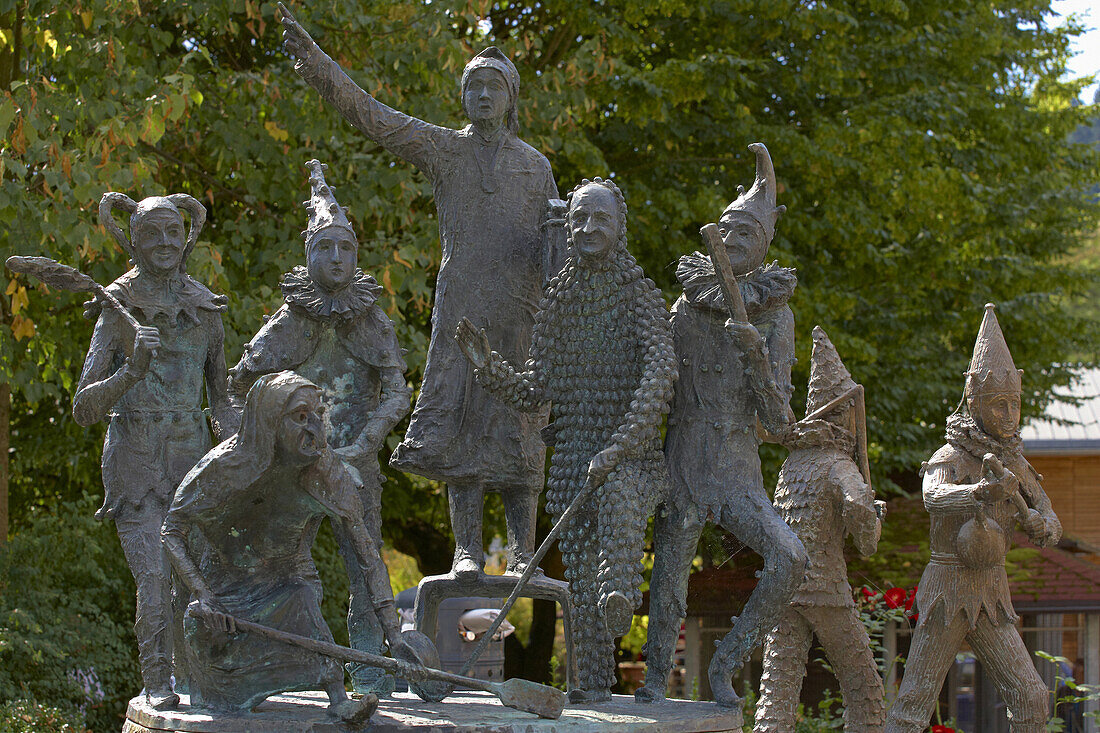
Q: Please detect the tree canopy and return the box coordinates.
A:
[1,0,1099,726]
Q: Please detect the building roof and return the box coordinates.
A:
[1010,532,1100,612]
[1021,367,1100,454]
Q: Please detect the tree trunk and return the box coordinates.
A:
[0,382,9,544]
[0,3,24,91]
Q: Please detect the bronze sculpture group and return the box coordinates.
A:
[5,4,1067,731]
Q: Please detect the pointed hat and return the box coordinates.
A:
[722,142,787,241]
[301,159,356,249]
[806,325,859,417]
[965,303,1022,398]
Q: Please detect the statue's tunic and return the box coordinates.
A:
[299,56,560,490]
[665,257,796,519]
[79,270,228,521]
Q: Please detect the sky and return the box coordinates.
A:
[1052,0,1100,103]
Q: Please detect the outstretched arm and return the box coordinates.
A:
[280,3,446,175]
[455,317,546,411]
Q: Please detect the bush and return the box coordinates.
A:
[0,495,139,732]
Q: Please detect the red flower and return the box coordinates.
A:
[861,586,875,601]
[931,725,955,733]
[905,586,917,612]
[884,587,907,609]
[909,612,919,624]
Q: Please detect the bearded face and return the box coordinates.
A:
[276,386,326,467]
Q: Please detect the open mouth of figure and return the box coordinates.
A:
[300,432,323,455]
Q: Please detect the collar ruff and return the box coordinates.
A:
[280,265,382,321]
[85,269,227,324]
[676,252,796,318]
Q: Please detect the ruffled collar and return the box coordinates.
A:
[280,265,382,321]
[779,418,856,452]
[944,412,1023,463]
[676,252,796,318]
[85,268,227,325]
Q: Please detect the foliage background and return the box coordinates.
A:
[1,0,1098,729]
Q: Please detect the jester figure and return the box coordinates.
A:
[885,304,1061,733]
[74,192,236,709]
[637,143,808,709]
[455,178,677,701]
[281,6,563,579]
[228,160,410,695]
[755,327,886,733]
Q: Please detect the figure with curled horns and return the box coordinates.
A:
[72,191,236,709]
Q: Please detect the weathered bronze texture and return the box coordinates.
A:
[754,326,886,732]
[281,4,562,580]
[457,177,677,702]
[66,192,236,710]
[162,372,407,727]
[638,143,807,710]
[228,160,410,695]
[884,305,1061,733]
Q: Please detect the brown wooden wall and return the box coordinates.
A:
[1028,455,1100,547]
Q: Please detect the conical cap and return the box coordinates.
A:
[302,159,355,248]
[721,142,787,241]
[806,325,858,416]
[965,303,1022,397]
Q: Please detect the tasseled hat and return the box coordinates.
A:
[805,325,859,417]
[461,46,520,133]
[301,159,356,251]
[722,143,787,242]
[965,303,1022,398]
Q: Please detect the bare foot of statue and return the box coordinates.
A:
[602,590,634,637]
[328,694,377,727]
[708,664,743,709]
[633,679,667,704]
[145,687,180,711]
[568,687,612,704]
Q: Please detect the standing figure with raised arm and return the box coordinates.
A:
[456,178,677,701]
[281,5,562,579]
[637,143,807,709]
[755,327,886,733]
[228,160,410,695]
[885,304,1061,733]
[73,192,236,709]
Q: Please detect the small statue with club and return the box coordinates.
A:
[7,191,236,710]
[885,304,1061,733]
[755,326,886,733]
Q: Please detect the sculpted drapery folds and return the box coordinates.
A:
[755,327,886,733]
[638,144,808,710]
[162,372,403,727]
[228,160,410,696]
[73,192,235,710]
[281,6,562,579]
[885,305,1061,733]
[458,178,676,701]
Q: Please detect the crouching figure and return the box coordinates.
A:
[162,372,406,727]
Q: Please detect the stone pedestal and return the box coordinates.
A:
[123,690,743,732]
